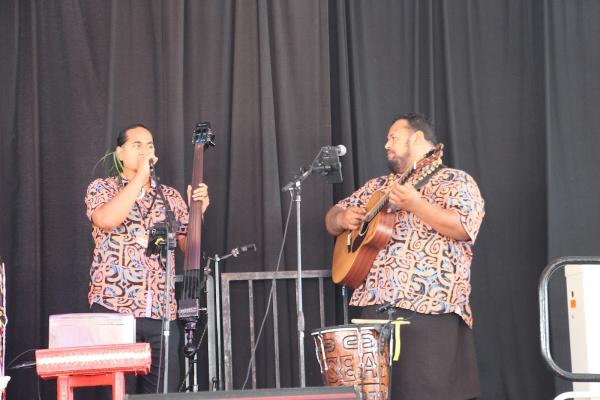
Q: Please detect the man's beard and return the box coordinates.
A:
[387,151,410,174]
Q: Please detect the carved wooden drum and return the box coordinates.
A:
[311,324,393,400]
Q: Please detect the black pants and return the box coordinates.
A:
[89,303,181,394]
[359,306,480,400]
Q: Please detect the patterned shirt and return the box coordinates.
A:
[337,168,485,328]
[85,177,189,320]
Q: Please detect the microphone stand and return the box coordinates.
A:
[280,148,344,388]
[150,165,178,394]
[204,243,257,391]
[376,298,402,321]
[281,168,312,388]
[376,297,406,400]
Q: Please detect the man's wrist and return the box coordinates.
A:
[334,210,344,232]
[407,196,426,214]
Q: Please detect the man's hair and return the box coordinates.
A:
[392,112,437,144]
[116,123,151,146]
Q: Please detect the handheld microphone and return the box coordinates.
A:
[149,158,157,173]
[148,158,158,186]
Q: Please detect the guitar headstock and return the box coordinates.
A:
[415,143,443,170]
[399,143,444,184]
[193,122,216,149]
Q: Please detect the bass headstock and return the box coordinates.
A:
[192,122,216,149]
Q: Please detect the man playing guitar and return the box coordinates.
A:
[325,113,485,400]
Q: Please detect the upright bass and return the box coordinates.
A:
[178,122,215,357]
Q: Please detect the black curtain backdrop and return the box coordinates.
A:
[1,1,599,399]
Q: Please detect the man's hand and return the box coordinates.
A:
[134,153,157,183]
[388,182,470,241]
[337,207,367,231]
[187,183,210,214]
[388,182,422,212]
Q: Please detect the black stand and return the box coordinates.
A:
[281,145,345,387]
[204,244,257,391]
[376,299,404,400]
[147,166,179,393]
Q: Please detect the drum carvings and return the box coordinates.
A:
[311,324,393,400]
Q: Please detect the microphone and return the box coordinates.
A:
[148,157,159,188]
[332,144,347,157]
[318,145,347,157]
[239,243,257,253]
[230,243,258,258]
[311,145,347,184]
[148,158,157,174]
[281,144,347,191]
[376,302,395,313]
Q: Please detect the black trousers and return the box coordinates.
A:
[359,306,480,400]
[89,303,181,394]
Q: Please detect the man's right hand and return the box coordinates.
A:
[135,154,157,183]
[336,207,367,231]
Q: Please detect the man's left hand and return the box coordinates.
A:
[187,183,210,214]
[388,182,422,212]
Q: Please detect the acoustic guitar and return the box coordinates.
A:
[331,144,444,288]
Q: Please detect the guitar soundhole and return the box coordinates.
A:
[359,222,369,237]
[350,222,369,252]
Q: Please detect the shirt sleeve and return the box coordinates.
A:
[336,176,386,210]
[438,170,485,243]
[85,178,117,221]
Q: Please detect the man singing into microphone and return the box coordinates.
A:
[84,123,209,393]
[325,113,485,400]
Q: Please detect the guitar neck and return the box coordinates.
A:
[364,145,443,221]
[365,192,390,221]
[183,145,205,271]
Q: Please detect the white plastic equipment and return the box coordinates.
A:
[49,313,135,348]
[564,265,600,400]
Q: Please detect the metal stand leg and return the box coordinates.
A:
[342,286,349,325]
[184,357,190,391]
[162,238,175,394]
[206,273,217,389]
[215,256,224,390]
[292,184,306,388]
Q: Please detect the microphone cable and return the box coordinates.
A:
[241,190,294,390]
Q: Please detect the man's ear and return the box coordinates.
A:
[413,130,425,143]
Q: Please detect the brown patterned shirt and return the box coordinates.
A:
[85,177,189,320]
[337,168,485,328]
